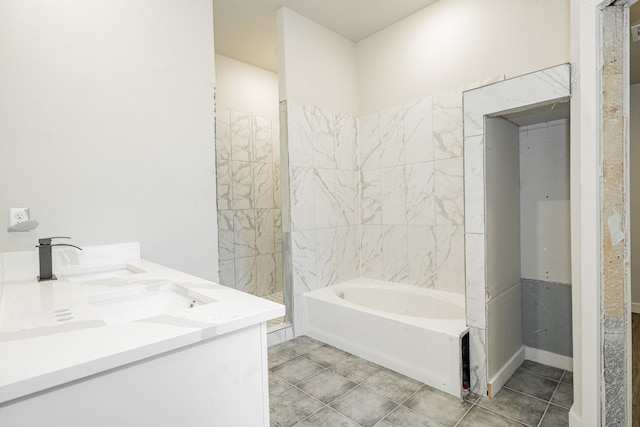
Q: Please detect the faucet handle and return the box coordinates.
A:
[37,237,71,246]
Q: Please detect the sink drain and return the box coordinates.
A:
[54,308,74,322]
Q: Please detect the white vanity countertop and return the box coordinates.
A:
[0,243,285,404]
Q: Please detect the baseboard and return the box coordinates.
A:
[568,405,580,427]
[632,302,640,313]
[488,346,525,398]
[525,346,573,371]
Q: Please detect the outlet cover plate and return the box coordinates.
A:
[9,208,30,227]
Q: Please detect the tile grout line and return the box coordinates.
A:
[535,372,564,427]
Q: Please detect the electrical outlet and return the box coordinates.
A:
[9,208,30,226]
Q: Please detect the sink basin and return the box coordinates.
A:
[86,283,212,325]
[63,263,145,282]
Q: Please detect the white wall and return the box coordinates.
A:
[0,1,218,280]
[631,83,640,310]
[485,117,521,298]
[276,8,358,115]
[356,0,570,115]
[485,117,523,390]
[215,55,279,121]
[520,119,571,284]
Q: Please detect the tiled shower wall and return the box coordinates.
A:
[216,109,283,297]
[286,102,360,297]
[358,91,465,293]
[285,85,469,310]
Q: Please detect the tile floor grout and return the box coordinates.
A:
[269,336,572,427]
[536,373,563,427]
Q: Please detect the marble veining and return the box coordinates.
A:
[433,89,464,160]
[291,230,318,294]
[406,162,435,226]
[463,135,485,234]
[215,109,232,161]
[316,226,359,288]
[234,210,256,259]
[253,163,274,209]
[434,157,464,226]
[407,226,436,287]
[287,102,314,167]
[255,209,275,255]
[274,209,282,253]
[273,163,282,209]
[382,225,409,283]
[252,115,273,164]
[360,225,384,279]
[359,112,381,171]
[404,97,434,164]
[464,64,571,138]
[216,159,233,211]
[283,77,506,335]
[235,255,257,295]
[232,161,254,210]
[256,254,276,297]
[216,109,283,296]
[217,210,235,261]
[360,168,382,225]
[380,166,407,225]
[290,166,316,231]
[379,105,406,168]
[435,226,465,293]
[218,260,235,287]
[465,233,486,329]
[230,111,252,161]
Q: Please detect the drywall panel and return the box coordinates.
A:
[0,1,218,280]
[522,279,573,357]
[520,120,571,284]
[215,55,279,121]
[276,8,358,115]
[485,117,521,298]
[487,282,523,383]
[631,83,640,310]
[357,0,569,115]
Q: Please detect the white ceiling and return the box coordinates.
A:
[213,0,440,72]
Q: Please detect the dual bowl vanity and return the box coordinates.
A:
[0,242,284,427]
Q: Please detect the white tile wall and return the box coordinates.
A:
[285,85,471,296]
[215,109,283,297]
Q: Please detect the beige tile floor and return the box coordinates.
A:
[268,336,571,427]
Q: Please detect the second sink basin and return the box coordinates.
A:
[86,283,213,325]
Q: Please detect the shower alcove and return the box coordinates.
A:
[463,64,573,397]
[214,56,289,333]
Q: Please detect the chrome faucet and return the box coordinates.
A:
[36,237,82,282]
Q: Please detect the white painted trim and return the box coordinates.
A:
[488,346,525,398]
[525,346,573,372]
[632,302,640,314]
[569,408,581,427]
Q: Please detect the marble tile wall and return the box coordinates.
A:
[284,78,503,335]
[358,91,465,293]
[284,102,360,332]
[216,109,283,297]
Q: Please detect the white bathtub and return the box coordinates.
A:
[303,278,468,398]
